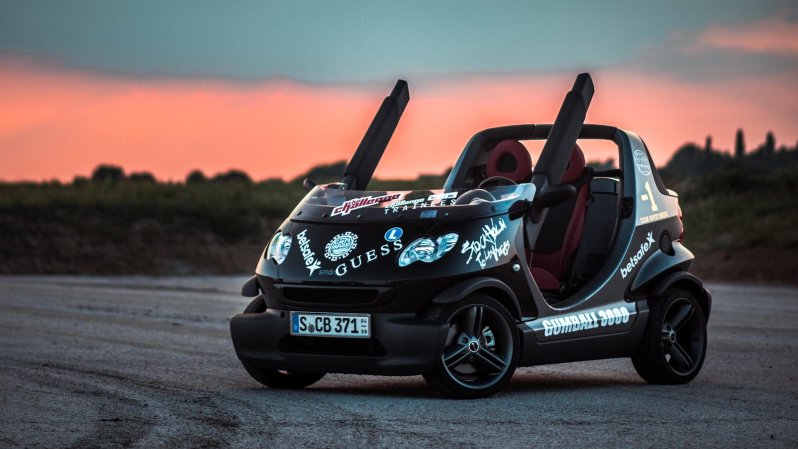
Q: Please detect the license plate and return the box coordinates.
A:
[290,312,371,338]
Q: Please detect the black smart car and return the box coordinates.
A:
[230,73,711,398]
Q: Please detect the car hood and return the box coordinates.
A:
[257,215,522,285]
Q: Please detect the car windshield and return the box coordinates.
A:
[299,183,534,218]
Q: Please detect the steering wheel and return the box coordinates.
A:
[477,176,517,190]
[454,189,495,205]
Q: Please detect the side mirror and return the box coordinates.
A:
[529,184,576,222]
[302,178,317,191]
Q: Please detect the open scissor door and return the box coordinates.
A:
[532,73,594,189]
[341,80,410,190]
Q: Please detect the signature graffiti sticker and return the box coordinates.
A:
[461,217,511,269]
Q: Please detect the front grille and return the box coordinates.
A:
[282,287,379,304]
[278,335,386,357]
[273,284,393,308]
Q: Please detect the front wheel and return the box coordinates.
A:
[632,288,707,384]
[239,296,326,389]
[423,294,519,399]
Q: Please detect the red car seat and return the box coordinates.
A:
[529,144,591,291]
[485,140,533,183]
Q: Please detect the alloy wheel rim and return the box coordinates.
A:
[441,304,513,390]
[661,298,705,376]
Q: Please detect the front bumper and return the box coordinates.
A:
[230,308,449,376]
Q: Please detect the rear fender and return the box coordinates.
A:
[642,270,712,321]
[631,242,694,291]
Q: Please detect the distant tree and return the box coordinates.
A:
[212,169,252,184]
[735,129,745,159]
[186,170,207,184]
[295,161,347,184]
[663,142,732,178]
[704,135,713,153]
[260,177,286,188]
[587,158,616,171]
[91,165,125,183]
[72,176,90,186]
[764,132,775,154]
[128,171,156,183]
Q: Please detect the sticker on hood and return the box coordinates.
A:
[384,227,403,242]
[296,229,321,276]
[461,217,510,269]
[324,232,359,261]
[331,194,401,216]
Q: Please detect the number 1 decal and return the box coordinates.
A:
[641,181,658,212]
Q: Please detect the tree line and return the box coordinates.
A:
[65,128,797,187]
[80,166,255,185]
[662,129,798,179]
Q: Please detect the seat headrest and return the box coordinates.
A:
[486,140,532,183]
[561,144,585,184]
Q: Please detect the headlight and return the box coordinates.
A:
[398,233,459,267]
[266,230,292,264]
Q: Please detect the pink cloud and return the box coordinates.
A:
[694,14,798,56]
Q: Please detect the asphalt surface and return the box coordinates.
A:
[0,276,796,448]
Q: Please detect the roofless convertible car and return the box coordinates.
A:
[230,73,711,398]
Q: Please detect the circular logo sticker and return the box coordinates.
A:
[384,227,403,242]
[633,150,651,176]
[324,232,358,261]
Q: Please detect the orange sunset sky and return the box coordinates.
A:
[1,2,797,182]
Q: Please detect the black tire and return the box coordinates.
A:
[240,296,326,389]
[423,293,519,399]
[632,288,707,384]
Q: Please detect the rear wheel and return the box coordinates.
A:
[632,288,707,384]
[423,294,519,399]
[239,296,326,389]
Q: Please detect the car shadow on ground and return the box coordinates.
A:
[230,370,645,401]
[503,371,643,394]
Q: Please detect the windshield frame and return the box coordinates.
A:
[287,182,536,223]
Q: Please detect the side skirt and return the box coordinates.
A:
[517,301,649,366]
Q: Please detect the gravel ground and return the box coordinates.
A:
[0,276,796,448]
